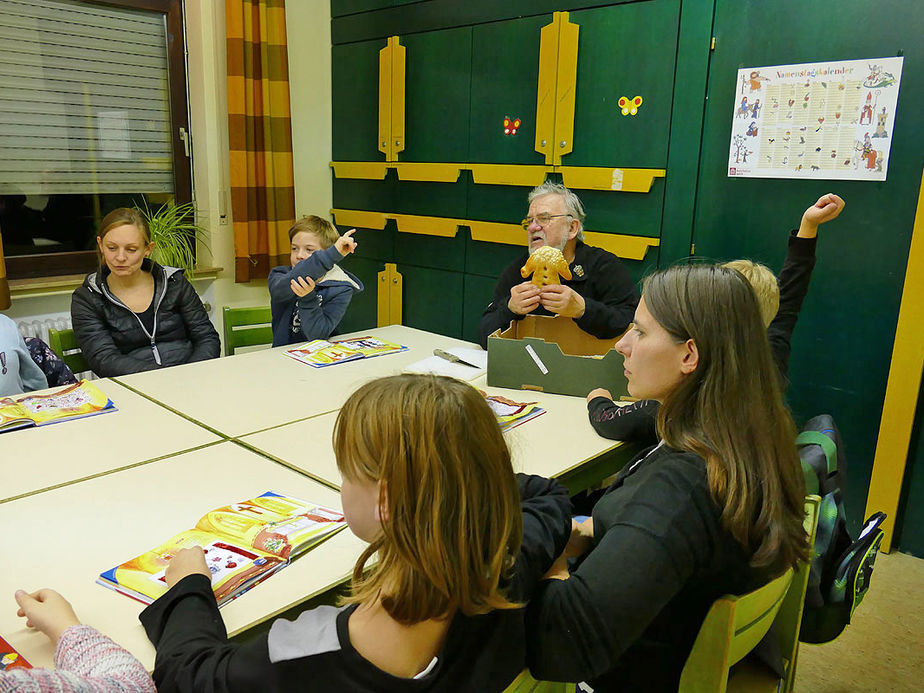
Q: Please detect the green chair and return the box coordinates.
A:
[48,328,91,375]
[679,495,821,693]
[222,305,273,356]
[502,669,570,693]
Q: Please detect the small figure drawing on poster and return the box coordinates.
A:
[859,92,874,124]
[864,64,897,89]
[872,107,889,138]
[737,96,750,118]
[746,121,759,137]
[750,99,761,118]
[748,70,769,91]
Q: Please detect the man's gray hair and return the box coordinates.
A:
[527,180,585,242]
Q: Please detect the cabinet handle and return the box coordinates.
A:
[560,140,567,148]
[541,139,547,146]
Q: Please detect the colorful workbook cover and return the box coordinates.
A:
[284,336,407,368]
[480,391,546,432]
[98,492,346,607]
[0,634,31,670]
[0,380,116,433]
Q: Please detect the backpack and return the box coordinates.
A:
[796,414,886,643]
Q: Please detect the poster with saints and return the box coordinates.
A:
[727,57,903,181]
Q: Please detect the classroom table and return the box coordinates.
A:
[0,441,366,671]
[112,325,478,438]
[238,379,639,492]
[0,379,221,503]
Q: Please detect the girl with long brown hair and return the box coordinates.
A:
[527,264,809,691]
[140,374,571,692]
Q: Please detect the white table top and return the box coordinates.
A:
[238,378,626,490]
[112,326,480,438]
[0,441,366,670]
[0,379,221,503]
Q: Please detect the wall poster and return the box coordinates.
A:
[727,57,903,181]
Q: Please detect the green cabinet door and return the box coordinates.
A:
[468,15,550,165]
[332,38,386,162]
[400,27,472,163]
[565,0,681,168]
[399,264,465,338]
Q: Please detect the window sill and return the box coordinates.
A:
[9,266,224,299]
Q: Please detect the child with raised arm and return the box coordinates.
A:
[1,588,154,692]
[586,192,845,444]
[139,374,571,692]
[268,216,363,346]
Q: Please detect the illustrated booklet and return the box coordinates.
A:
[0,634,31,670]
[0,380,116,433]
[284,335,408,368]
[98,492,347,607]
[478,390,546,432]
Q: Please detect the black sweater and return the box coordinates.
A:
[525,445,767,691]
[71,260,220,377]
[587,231,817,444]
[478,241,638,348]
[140,474,572,693]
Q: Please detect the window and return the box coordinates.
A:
[0,0,190,279]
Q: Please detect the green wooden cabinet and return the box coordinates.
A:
[400,27,472,163]
[565,1,681,168]
[332,39,386,162]
[468,15,549,165]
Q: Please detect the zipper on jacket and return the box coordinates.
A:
[97,265,171,364]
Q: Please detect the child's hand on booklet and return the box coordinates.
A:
[164,546,212,588]
[15,588,81,645]
[290,275,317,298]
[335,228,358,256]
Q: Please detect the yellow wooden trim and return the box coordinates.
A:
[534,14,559,165]
[394,162,463,182]
[390,264,403,325]
[558,166,667,193]
[467,220,525,246]
[330,209,388,230]
[553,12,579,166]
[865,167,924,551]
[378,40,392,160]
[583,231,658,261]
[329,161,389,180]
[391,37,406,160]
[376,263,391,326]
[469,163,551,186]
[391,214,459,238]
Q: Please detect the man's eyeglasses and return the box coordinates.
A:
[520,213,573,230]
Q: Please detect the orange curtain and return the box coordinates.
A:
[226,0,295,282]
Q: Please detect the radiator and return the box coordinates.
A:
[16,315,72,344]
[16,314,95,380]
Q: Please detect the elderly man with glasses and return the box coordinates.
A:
[478,181,639,348]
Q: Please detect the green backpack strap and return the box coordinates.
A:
[796,430,837,475]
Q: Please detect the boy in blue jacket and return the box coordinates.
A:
[268,216,363,346]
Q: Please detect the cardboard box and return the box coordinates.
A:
[486,315,629,398]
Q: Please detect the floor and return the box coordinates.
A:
[794,550,924,692]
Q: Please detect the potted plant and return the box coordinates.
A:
[135,201,209,273]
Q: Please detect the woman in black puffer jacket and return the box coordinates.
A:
[71,208,220,377]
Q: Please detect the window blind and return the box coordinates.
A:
[0,0,175,195]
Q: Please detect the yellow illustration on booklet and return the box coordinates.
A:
[98,492,347,606]
[284,336,408,368]
[0,380,115,433]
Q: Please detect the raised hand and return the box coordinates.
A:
[799,193,845,238]
[335,229,358,256]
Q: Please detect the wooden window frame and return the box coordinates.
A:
[4,0,191,280]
